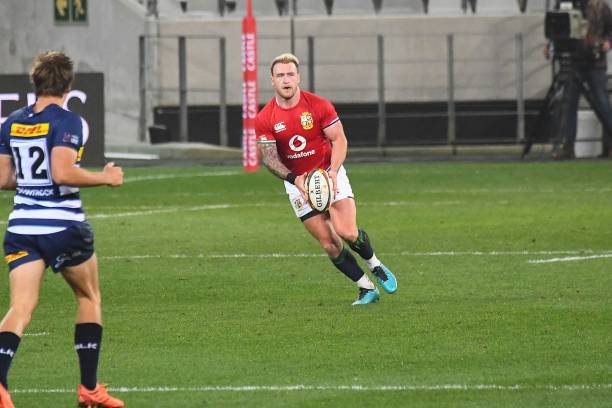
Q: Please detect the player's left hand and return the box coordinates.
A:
[603,40,611,53]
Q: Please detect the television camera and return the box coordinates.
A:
[545,0,587,50]
[522,0,612,158]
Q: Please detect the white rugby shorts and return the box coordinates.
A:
[283,165,354,219]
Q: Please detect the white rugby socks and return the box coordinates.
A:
[357,274,376,290]
[365,254,382,271]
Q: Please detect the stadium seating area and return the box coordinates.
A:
[139,0,549,17]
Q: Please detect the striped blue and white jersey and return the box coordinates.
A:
[0,103,88,235]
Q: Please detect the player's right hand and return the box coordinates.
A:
[295,172,308,201]
[103,162,124,187]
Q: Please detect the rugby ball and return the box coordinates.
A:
[305,168,333,212]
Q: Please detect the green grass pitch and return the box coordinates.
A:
[0,161,610,407]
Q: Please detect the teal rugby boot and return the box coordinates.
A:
[352,287,380,305]
[371,264,397,294]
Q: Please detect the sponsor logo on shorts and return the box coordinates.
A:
[55,253,73,269]
[10,123,50,137]
[300,112,313,130]
[4,251,29,264]
[293,198,304,211]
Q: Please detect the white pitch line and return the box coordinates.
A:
[100,250,612,261]
[123,172,241,183]
[11,383,612,394]
[0,200,495,226]
[87,200,467,220]
[88,204,242,219]
[0,199,595,224]
[399,250,608,256]
[23,332,49,337]
[0,206,236,224]
[363,200,464,206]
[101,253,323,260]
[527,253,612,264]
[0,203,276,224]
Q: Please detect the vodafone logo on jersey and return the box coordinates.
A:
[289,135,307,152]
[287,135,315,159]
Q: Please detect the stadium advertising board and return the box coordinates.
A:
[0,73,104,167]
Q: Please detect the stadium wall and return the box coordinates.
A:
[150,14,550,147]
[0,0,148,146]
[155,15,550,106]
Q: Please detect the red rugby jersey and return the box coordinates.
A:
[255,90,340,175]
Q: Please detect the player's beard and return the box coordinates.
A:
[278,85,297,101]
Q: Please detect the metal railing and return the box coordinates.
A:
[139,34,228,144]
[139,31,545,148]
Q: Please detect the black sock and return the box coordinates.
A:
[348,229,374,260]
[75,323,102,390]
[330,247,365,282]
[0,332,21,389]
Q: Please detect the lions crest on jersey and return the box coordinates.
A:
[300,112,313,130]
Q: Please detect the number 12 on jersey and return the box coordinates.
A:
[10,139,52,186]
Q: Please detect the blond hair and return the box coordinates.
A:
[270,53,300,74]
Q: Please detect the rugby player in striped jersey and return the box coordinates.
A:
[255,53,398,306]
[0,52,124,408]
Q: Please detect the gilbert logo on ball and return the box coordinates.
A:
[305,168,333,212]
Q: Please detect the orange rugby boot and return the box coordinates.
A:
[77,384,124,408]
[0,384,15,408]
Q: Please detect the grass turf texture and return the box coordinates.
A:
[0,161,610,407]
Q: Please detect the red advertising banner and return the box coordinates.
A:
[241,0,258,171]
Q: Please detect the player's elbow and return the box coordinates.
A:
[0,177,15,190]
[0,171,16,190]
[261,154,273,168]
[258,147,273,167]
[51,167,73,185]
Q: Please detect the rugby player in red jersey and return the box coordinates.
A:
[0,52,124,408]
[256,53,397,305]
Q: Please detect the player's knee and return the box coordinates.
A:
[320,240,342,257]
[9,302,37,325]
[334,225,358,243]
[84,292,101,307]
[338,230,358,243]
[76,288,101,307]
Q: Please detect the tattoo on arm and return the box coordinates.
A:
[259,143,291,180]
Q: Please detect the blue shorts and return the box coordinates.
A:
[3,222,95,273]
